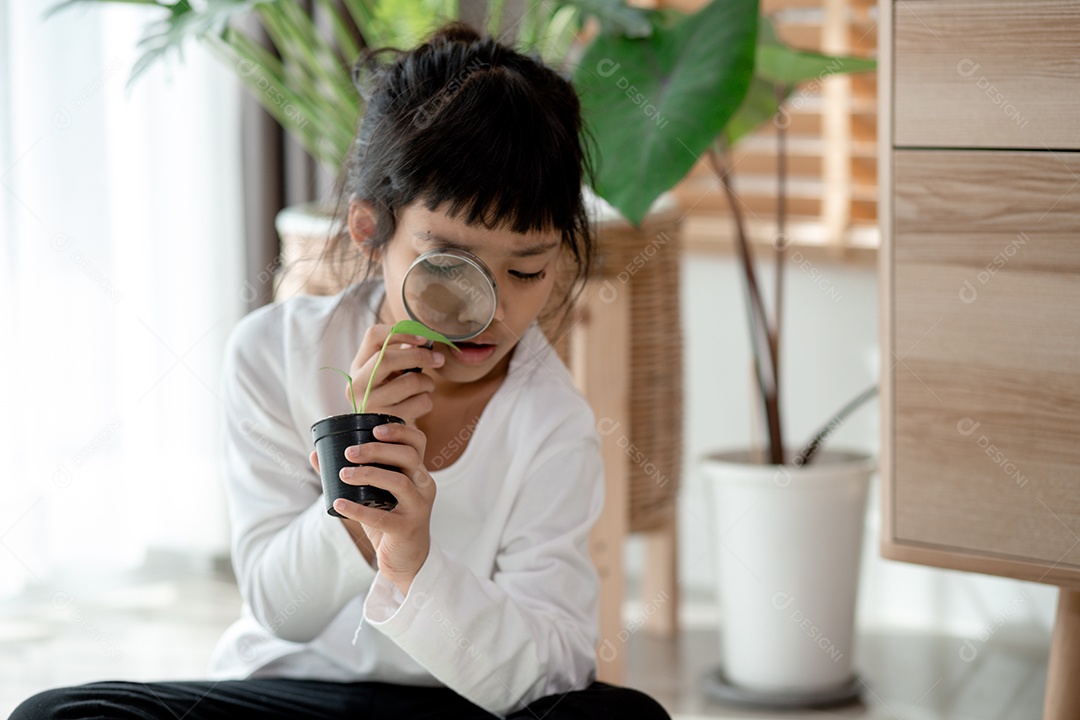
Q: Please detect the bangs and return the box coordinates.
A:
[401,66,584,235]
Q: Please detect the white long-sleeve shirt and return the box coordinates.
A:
[207,281,604,717]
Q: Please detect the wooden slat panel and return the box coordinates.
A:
[763,0,827,11]
[852,155,877,184]
[776,22,822,50]
[894,0,1080,149]
[889,149,1080,579]
[748,112,824,137]
[728,153,824,177]
[852,72,877,97]
[848,23,877,53]
[850,198,877,221]
[672,179,823,217]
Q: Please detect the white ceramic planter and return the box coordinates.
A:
[702,449,875,696]
[273,202,346,300]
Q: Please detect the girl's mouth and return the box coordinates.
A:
[448,341,497,365]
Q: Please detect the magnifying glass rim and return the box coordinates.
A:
[401,247,499,342]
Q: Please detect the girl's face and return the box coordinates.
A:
[375,200,562,387]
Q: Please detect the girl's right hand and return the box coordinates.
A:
[346,323,445,425]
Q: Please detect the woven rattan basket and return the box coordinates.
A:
[274,197,683,533]
[581,195,682,533]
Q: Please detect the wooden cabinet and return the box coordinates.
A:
[880,1,1080,717]
[893,0,1080,149]
[888,150,1080,584]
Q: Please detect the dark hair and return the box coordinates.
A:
[319,22,594,334]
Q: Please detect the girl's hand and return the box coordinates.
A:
[309,422,435,595]
[347,323,445,425]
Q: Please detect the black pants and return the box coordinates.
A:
[10,678,671,720]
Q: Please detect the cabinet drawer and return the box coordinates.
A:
[894,0,1080,150]
[887,149,1080,584]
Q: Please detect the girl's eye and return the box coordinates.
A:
[509,269,546,282]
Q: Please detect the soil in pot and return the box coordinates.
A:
[311,413,405,516]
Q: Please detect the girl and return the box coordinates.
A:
[13,22,671,720]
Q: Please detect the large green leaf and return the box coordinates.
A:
[574,0,759,226]
[722,18,876,146]
[723,75,784,148]
[564,0,652,37]
[755,17,876,85]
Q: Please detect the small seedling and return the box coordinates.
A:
[321,320,458,414]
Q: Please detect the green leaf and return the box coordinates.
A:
[563,0,652,38]
[314,0,361,64]
[341,0,377,43]
[128,0,264,90]
[537,4,583,68]
[359,320,458,414]
[369,0,447,50]
[723,75,785,148]
[387,320,458,348]
[755,17,876,85]
[719,19,876,147]
[574,0,759,225]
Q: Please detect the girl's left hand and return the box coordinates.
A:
[314,422,435,595]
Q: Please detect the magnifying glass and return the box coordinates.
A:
[401,248,498,343]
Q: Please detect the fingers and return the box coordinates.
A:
[363,366,436,408]
[339,464,433,507]
[339,424,433,503]
[332,498,425,557]
[375,345,445,376]
[368,422,428,462]
[309,449,320,474]
[345,424,427,475]
[343,324,445,417]
[350,325,442,380]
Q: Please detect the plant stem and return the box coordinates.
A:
[359,332,396,414]
[793,384,878,466]
[773,82,788,393]
[487,0,509,38]
[709,141,784,465]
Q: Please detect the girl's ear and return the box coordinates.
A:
[348,199,379,260]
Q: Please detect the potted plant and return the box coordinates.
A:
[312,320,455,514]
[570,0,878,707]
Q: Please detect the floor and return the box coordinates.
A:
[0,562,1048,720]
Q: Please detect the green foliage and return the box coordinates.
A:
[574,0,760,226]
[576,4,876,226]
[369,0,457,51]
[45,0,636,169]
[721,17,877,147]
[571,1,877,464]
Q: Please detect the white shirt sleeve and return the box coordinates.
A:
[220,310,377,643]
[361,437,604,718]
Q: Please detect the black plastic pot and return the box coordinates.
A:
[311,412,405,516]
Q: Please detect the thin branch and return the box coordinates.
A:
[709,141,784,464]
[772,82,788,389]
[794,384,878,466]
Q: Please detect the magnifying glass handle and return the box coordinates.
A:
[403,340,434,374]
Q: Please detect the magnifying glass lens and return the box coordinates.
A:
[402,249,498,342]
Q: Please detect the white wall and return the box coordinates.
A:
[626,249,1057,645]
[1,1,244,594]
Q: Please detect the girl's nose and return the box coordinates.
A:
[490,282,506,325]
